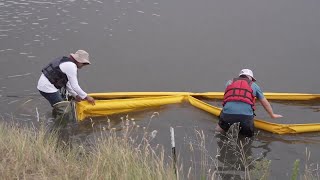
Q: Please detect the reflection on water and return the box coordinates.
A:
[0,0,161,59]
[257,130,320,145]
[0,0,61,57]
[215,135,255,179]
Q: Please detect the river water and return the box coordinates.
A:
[1,0,320,179]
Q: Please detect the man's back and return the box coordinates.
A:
[222,80,264,115]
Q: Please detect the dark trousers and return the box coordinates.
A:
[218,112,255,137]
[39,90,63,107]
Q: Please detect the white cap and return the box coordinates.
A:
[239,69,256,81]
[70,50,91,64]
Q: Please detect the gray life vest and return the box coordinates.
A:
[42,56,75,89]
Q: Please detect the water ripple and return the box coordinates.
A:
[6,1,29,5]
[1,0,161,55]
[28,1,56,5]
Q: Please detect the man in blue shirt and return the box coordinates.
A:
[215,69,282,137]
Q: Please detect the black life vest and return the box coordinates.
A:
[42,56,74,89]
[222,77,256,110]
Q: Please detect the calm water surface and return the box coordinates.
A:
[1,0,320,178]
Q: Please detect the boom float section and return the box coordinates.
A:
[75,92,320,134]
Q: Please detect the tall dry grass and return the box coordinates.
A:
[185,123,320,180]
[185,123,270,180]
[0,121,176,180]
[0,117,319,180]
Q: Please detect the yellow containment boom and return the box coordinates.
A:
[75,92,320,134]
[187,96,320,134]
[88,92,320,101]
[76,95,185,121]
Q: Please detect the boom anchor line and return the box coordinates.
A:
[74,92,320,134]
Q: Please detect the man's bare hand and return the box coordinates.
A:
[85,96,95,105]
[74,95,82,102]
[271,114,283,118]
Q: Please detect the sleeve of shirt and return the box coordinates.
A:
[65,81,77,97]
[60,62,88,99]
[225,80,232,87]
[251,82,265,100]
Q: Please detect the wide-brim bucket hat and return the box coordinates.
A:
[239,69,256,81]
[70,50,91,64]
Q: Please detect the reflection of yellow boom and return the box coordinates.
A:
[75,92,320,134]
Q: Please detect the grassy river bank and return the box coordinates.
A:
[0,121,318,179]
